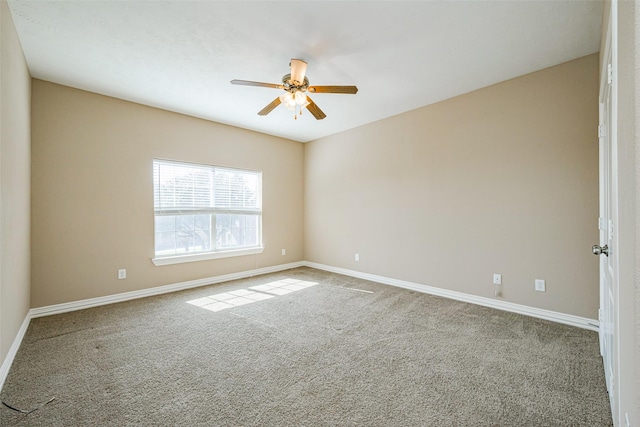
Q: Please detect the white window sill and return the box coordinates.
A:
[152,247,264,266]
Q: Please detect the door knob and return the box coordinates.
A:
[592,244,609,257]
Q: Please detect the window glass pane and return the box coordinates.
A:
[245,215,258,228]
[215,214,233,248]
[244,227,258,246]
[194,229,212,252]
[175,231,195,253]
[155,214,213,255]
[194,214,211,230]
[176,215,195,231]
[215,214,259,249]
[155,215,175,233]
[155,231,176,255]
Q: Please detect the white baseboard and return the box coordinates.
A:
[2,259,598,392]
[304,261,599,331]
[28,259,601,328]
[1,261,304,391]
[0,312,31,391]
[30,261,305,319]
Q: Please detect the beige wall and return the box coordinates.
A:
[31,80,304,307]
[0,1,31,363]
[305,54,599,319]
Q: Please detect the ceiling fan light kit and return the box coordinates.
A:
[231,58,358,121]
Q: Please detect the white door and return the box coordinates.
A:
[596,5,617,422]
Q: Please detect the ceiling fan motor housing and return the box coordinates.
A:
[282,74,309,93]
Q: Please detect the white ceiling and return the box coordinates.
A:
[8,1,602,143]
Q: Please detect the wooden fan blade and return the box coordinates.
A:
[258,97,282,116]
[308,85,358,94]
[305,96,326,120]
[231,79,284,89]
[290,59,308,85]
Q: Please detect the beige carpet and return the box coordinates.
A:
[1,267,612,426]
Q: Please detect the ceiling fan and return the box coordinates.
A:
[231,59,358,120]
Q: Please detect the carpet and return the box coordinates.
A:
[0,267,612,426]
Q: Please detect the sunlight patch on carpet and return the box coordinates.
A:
[250,278,318,295]
[187,278,318,312]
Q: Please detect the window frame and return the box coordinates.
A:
[151,159,264,266]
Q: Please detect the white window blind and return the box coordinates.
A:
[153,160,262,259]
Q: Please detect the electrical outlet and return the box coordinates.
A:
[118,269,126,280]
[355,253,360,261]
[281,249,286,256]
[535,279,545,292]
[493,274,502,285]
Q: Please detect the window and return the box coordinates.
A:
[152,159,262,265]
